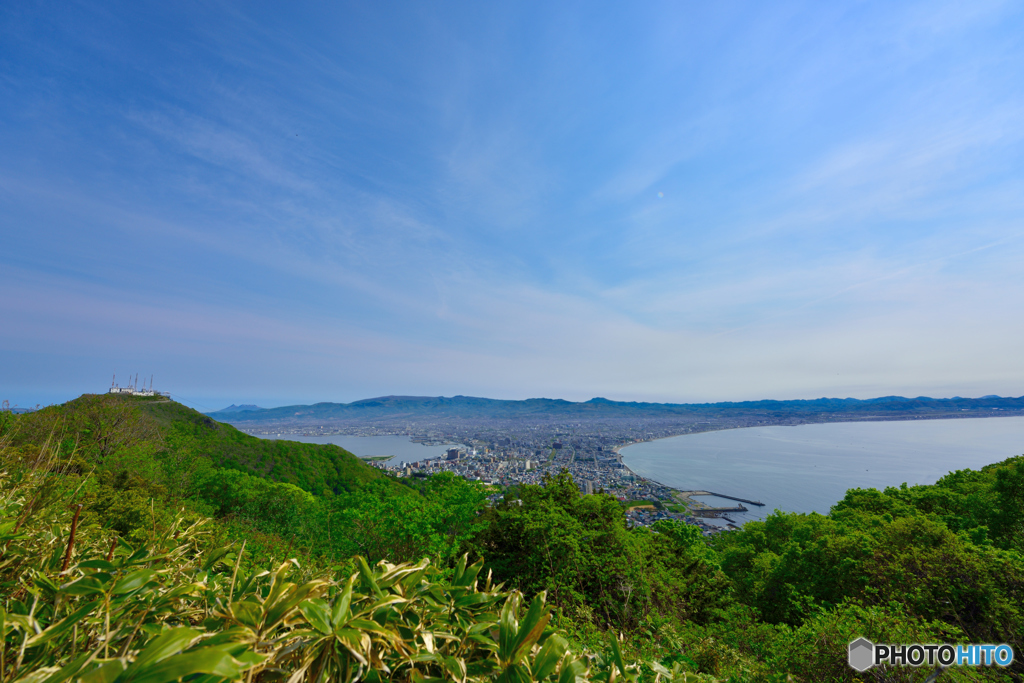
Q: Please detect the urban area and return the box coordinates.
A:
[242,418,760,535]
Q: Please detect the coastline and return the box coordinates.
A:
[611,409,1024,472]
[611,438,745,516]
[613,414,1024,520]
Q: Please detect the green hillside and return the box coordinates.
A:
[7,393,384,495]
[0,393,485,575]
[2,395,1023,680]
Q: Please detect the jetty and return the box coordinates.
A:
[691,505,748,517]
[684,490,765,507]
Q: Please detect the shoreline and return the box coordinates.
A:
[611,440,744,516]
[612,410,1024,458]
[613,414,1024,520]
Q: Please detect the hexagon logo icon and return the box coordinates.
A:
[848,638,875,672]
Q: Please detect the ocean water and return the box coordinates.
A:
[620,416,1024,523]
[252,434,461,463]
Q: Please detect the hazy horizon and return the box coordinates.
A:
[5,387,1022,416]
[4,2,1024,408]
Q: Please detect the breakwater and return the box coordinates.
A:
[701,491,765,506]
[681,490,764,506]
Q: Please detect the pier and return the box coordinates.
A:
[685,490,765,506]
[692,505,748,517]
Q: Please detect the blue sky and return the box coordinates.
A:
[3,0,1024,410]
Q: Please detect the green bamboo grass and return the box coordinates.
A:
[0,436,711,683]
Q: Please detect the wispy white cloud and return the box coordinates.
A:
[126,109,318,194]
[3,0,1024,404]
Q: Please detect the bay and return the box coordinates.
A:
[620,416,1024,524]
[252,433,461,463]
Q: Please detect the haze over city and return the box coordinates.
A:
[3,1,1024,409]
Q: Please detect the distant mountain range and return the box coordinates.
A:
[206,393,1024,427]
[216,404,265,413]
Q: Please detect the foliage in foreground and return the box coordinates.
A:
[4,397,1024,681]
[0,455,715,683]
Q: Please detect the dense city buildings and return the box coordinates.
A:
[242,417,741,535]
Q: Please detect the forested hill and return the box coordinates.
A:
[208,392,1024,426]
[8,393,385,495]
[2,392,1024,679]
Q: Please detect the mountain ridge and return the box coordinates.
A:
[217,403,264,413]
[205,392,1024,426]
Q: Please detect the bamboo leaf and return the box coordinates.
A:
[357,556,384,599]
[557,658,587,683]
[228,600,263,630]
[77,560,117,571]
[112,569,157,595]
[78,660,128,683]
[117,645,248,683]
[61,575,110,596]
[25,599,102,647]
[20,651,96,683]
[200,545,232,571]
[118,626,203,678]
[609,637,627,680]
[298,598,331,634]
[332,573,357,627]
[368,594,407,613]
[12,666,62,683]
[453,554,468,585]
[511,593,550,663]
[531,634,568,680]
[498,593,520,662]
[442,654,467,682]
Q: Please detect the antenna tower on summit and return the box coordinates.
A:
[107,372,166,397]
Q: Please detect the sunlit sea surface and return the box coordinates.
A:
[252,434,460,463]
[620,416,1024,524]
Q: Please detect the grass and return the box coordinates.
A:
[0,430,710,683]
